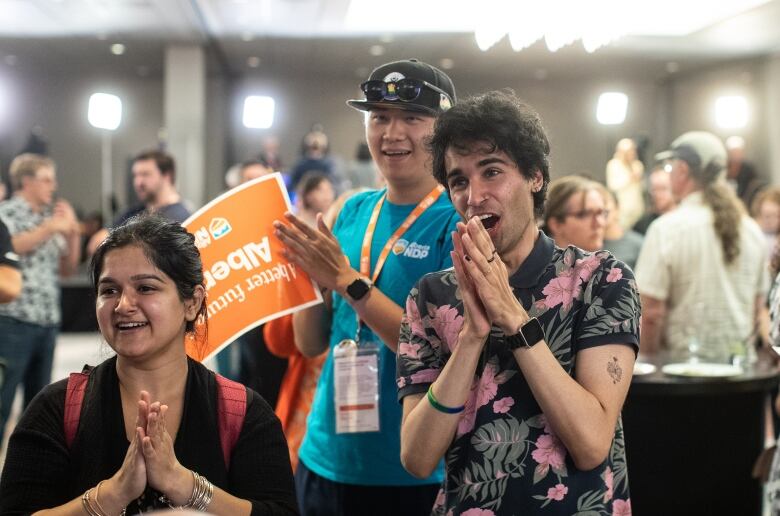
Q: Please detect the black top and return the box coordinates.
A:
[0,219,20,269]
[0,356,298,515]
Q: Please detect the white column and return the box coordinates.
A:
[164,45,206,208]
[765,53,780,185]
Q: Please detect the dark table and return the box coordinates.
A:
[60,273,97,332]
[623,355,779,516]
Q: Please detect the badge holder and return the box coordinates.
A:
[333,320,380,434]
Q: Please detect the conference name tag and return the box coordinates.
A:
[333,340,380,434]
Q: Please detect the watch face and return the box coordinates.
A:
[346,278,371,301]
[506,317,545,350]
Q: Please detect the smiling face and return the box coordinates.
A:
[445,143,541,262]
[96,245,203,365]
[365,107,436,186]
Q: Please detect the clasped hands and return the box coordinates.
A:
[451,217,528,344]
[106,391,193,510]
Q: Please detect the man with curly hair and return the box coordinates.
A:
[397,90,641,515]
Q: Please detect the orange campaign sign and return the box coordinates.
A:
[182,173,322,362]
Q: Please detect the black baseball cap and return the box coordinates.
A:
[347,58,456,116]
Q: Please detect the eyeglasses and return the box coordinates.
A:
[360,78,454,105]
[566,209,610,221]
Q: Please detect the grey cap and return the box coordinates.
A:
[655,131,727,178]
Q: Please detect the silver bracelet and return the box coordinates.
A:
[162,470,214,511]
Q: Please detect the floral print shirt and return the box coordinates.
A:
[397,232,640,516]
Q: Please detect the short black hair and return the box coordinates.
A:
[429,90,551,217]
[134,149,176,183]
[90,215,206,337]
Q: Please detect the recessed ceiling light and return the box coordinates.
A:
[242,32,254,42]
[665,62,680,74]
[110,44,125,56]
[369,45,385,56]
[380,34,394,44]
[439,58,454,70]
[247,56,261,68]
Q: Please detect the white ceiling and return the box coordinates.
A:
[1,0,780,80]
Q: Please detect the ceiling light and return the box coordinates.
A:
[88,93,122,131]
[247,56,261,68]
[597,92,628,125]
[369,45,385,56]
[110,43,125,56]
[666,62,680,74]
[243,96,275,129]
[439,58,454,70]
[241,32,254,42]
[715,95,748,129]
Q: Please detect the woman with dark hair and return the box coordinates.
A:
[0,215,297,515]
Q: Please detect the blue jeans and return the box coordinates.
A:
[0,316,57,445]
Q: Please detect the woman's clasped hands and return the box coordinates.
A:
[100,391,194,512]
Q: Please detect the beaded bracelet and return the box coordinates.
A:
[426,385,465,414]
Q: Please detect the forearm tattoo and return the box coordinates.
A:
[607,356,623,384]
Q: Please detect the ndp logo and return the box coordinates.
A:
[392,239,430,259]
[194,217,233,249]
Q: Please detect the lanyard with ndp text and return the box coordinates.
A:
[332,184,444,435]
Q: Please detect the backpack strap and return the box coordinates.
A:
[64,370,91,449]
[215,374,247,469]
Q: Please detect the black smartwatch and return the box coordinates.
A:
[505,317,545,350]
[346,277,373,301]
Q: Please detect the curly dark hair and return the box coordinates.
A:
[428,90,551,217]
[90,215,207,338]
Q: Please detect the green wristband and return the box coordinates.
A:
[426,385,465,414]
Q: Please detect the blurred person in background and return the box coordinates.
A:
[260,135,284,173]
[0,218,21,304]
[544,175,608,252]
[751,186,780,260]
[600,186,644,270]
[294,172,336,226]
[606,138,645,230]
[632,164,677,235]
[635,131,768,358]
[0,153,81,446]
[287,127,341,194]
[726,135,766,210]
[87,150,191,255]
[346,142,381,189]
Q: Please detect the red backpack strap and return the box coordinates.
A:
[64,372,90,449]
[215,374,247,469]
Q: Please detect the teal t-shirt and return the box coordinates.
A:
[298,188,459,485]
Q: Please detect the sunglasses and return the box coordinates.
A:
[360,78,453,106]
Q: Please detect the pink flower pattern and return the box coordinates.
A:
[405,296,426,338]
[613,499,632,516]
[492,396,514,414]
[410,368,439,384]
[542,273,582,310]
[606,267,623,283]
[532,433,567,476]
[399,342,421,359]
[476,364,499,408]
[546,483,569,501]
[429,305,463,351]
[574,254,603,282]
[603,466,614,502]
[461,510,495,516]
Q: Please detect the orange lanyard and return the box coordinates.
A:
[360,185,444,283]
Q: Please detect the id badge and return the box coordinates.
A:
[333,339,380,434]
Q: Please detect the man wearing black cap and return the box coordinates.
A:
[274,59,459,515]
[635,131,768,357]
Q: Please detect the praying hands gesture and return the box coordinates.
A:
[96,392,195,513]
[451,217,530,338]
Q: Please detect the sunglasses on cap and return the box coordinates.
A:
[360,78,454,106]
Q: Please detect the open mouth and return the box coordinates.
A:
[477,213,500,230]
[383,150,411,157]
[116,322,148,331]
